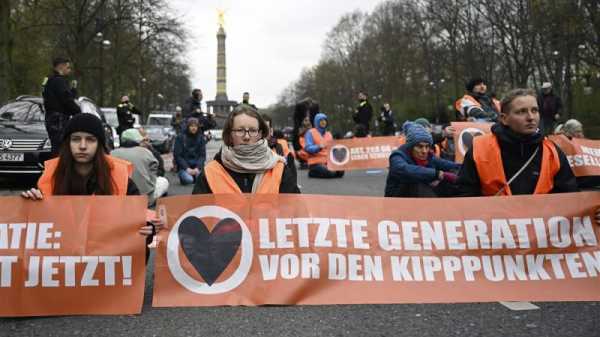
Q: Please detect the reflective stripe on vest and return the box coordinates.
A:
[38,155,133,196]
[204,160,284,194]
[473,134,560,196]
[306,128,333,165]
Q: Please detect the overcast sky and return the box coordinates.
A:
[169,0,384,108]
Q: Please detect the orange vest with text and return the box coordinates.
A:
[204,160,284,194]
[306,128,333,166]
[296,135,309,161]
[473,134,560,196]
[38,155,133,196]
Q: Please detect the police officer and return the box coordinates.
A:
[116,95,142,136]
[42,57,81,157]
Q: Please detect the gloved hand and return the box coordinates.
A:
[442,172,458,183]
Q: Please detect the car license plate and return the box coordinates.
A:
[0,152,24,162]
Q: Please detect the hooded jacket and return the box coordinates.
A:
[173,120,206,170]
[457,123,578,196]
[385,144,460,197]
[304,113,329,154]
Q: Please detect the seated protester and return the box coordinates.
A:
[296,116,312,169]
[174,117,205,185]
[304,113,344,179]
[385,121,460,198]
[457,88,578,196]
[192,105,300,194]
[20,114,160,255]
[353,124,369,138]
[561,119,584,139]
[263,113,298,188]
[111,128,170,206]
[138,127,166,177]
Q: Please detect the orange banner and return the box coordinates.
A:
[451,122,492,163]
[550,135,600,177]
[326,136,404,171]
[153,192,600,307]
[0,196,147,317]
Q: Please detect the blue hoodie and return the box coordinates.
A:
[304,113,328,154]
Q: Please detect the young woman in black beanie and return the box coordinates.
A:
[21,113,161,239]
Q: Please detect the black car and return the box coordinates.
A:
[0,95,114,176]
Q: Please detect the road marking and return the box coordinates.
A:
[498,301,540,311]
[366,170,384,175]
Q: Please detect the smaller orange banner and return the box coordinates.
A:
[550,135,600,177]
[451,122,493,163]
[326,136,404,171]
[0,196,148,317]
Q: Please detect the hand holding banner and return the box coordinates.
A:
[451,122,492,163]
[0,196,147,317]
[326,136,404,171]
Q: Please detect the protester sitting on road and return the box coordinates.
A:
[263,113,298,188]
[192,105,300,194]
[296,115,312,169]
[20,114,160,247]
[385,121,460,198]
[455,77,500,122]
[457,88,578,196]
[561,119,584,139]
[138,127,166,177]
[304,113,344,179]
[111,128,169,206]
[174,118,206,185]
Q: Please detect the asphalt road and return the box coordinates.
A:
[1,140,599,337]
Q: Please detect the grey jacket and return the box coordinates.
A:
[111,146,159,205]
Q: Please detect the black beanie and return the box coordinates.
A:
[466,77,485,92]
[62,113,107,150]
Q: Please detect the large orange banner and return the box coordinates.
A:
[451,122,492,163]
[326,136,404,171]
[550,135,600,177]
[0,196,147,316]
[153,192,600,307]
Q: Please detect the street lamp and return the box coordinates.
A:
[96,32,111,107]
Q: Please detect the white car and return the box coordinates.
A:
[208,129,223,141]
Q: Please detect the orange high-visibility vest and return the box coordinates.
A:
[455,95,501,116]
[296,135,309,161]
[204,160,284,194]
[38,155,133,196]
[473,134,560,196]
[306,128,333,166]
[276,139,291,157]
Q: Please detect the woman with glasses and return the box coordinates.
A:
[192,106,300,194]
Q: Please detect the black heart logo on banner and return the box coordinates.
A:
[178,216,242,286]
[332,147,348,163]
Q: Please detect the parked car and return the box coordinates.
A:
[100,107,119,148]
[143,113,174,153]
[208,129,223,141]
[0,95,114,176]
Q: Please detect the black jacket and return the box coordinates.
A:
[182,97,202,119]
[457,123,578,196]
[117,103,142,130]
[354,100,373,128]
[42,71,81,121]
[192,150,300,194]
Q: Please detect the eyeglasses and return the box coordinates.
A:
[232,128,260,137]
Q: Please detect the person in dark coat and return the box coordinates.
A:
[385,121,460,197]
[173,118,206,185]
[457,88,578,196]
[116,95,142,136]
[353,91,373,136]
[42,57,81,156]
[537,82,563,135]
[378,102,396,136]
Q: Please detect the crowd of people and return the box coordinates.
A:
[23,56,600,244]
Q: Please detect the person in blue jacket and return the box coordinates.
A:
[174,117,206,185]
[304,113,344,178]
[385,121,460,197]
